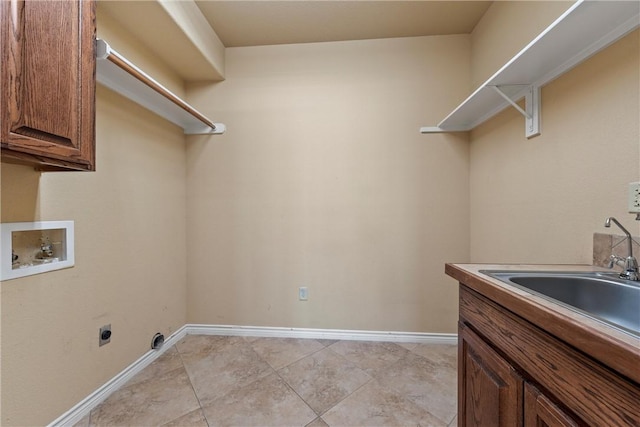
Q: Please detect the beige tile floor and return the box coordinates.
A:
[75,335,458,427]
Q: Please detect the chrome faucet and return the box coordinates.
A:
[604,217,639,281]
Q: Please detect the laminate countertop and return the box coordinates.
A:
[445,263,640,385]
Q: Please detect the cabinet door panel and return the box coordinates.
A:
[1,0,95,170]
[20,0,77,146]
[524,383,581,427]
[459,323,523,427]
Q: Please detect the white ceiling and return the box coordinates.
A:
[195,1,493,48]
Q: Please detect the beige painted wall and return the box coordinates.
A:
[469,17,640,265]
[186,36,471,334]
[0,14,188,427]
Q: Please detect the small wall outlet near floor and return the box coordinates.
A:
[629,182,640,214]
[99,324,112,346]
[298,287,308,301]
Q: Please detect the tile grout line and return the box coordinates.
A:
[275,369,324,423]
[319,341,413,420]
[250,336,382,423]
[340,342,455,426]
[174,343,211,427]
[318,376,376,419]
[184,336,283,424]
[282,339,376,420]
[266,338,332,421]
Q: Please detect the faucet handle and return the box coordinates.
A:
[608,254,624,269]
[608,254,639,280]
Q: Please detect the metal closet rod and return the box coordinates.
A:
[96,39,224,135]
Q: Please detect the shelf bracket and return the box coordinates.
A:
[490,85,540,139]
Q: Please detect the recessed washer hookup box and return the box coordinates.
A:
[1,221,75,281]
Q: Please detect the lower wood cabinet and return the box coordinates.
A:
[457,285,640,427]
[460,324,582,427]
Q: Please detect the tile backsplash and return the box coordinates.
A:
[593,232,640,268]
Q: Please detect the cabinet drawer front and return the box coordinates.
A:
[460,286,640,427]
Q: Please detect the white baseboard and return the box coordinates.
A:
[186,324,458,344]
[49,324,457,426]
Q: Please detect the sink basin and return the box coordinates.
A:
[483,271,640,337]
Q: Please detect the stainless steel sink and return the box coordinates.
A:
[482,271,640,337]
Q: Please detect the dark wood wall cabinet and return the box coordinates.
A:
[447,264,640,427]
[1,0,96,171]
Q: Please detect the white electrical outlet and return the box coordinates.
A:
[629,182,640,214]
[298,287,308,301]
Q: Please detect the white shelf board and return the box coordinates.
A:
[96,39,225,135]
[97,1,224,81]
[421,0,640,134]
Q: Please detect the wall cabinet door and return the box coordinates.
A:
[459,323,523,427]
[1,0,96,171]
[524,383,581,427]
